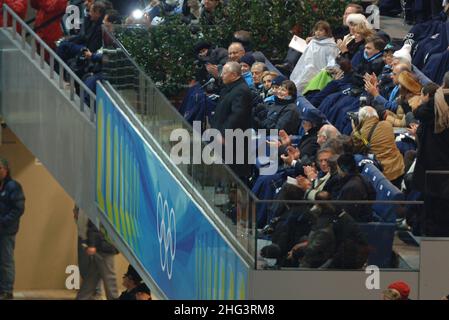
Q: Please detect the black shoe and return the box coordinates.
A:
[0,292,14,300]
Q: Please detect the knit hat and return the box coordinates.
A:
[393,43,412,64]
[384,43,396,52]
[239,53,256,67]
[124,265,142,284]
[346,13,373,29]
[271,74,288,86]
[398,71,422,95]
[388,281,410,300]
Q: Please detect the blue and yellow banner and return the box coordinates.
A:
[95,84,248,300]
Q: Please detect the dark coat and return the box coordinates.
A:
[0,177,25,235]
[300,213,336,268]
[353,53,385,89]
[253,97,300,135]
[118,287,139,300]
[329,212,369,269]
[412,97,449,196]
[336,174,375,222]
[71,16,104,53]
[290,126,321,171]
[84,221,119,255]
[210,77,252,177]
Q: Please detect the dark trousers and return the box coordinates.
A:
[0,234,16,294]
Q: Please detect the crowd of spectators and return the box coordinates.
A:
[5,0,449,271]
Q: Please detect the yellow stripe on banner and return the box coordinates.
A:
[119,135,127,239]
[239,273,246,300]
[123,145,131,245]
[229,268,235,300]
[220,254,225,300]
[96,100,105,212]
[113,126,120,233]
[105,115,113,222]
[214,245,219,300]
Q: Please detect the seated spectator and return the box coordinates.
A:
[82,9,122,106]
[365,63,411,116]
[253,80,300,135]
[119,265,142,300]
[338,13,374,63]
[317,124,341,146]
[290,20,339,93]
[376,43,396,99]
[306,57,354,107]
[352,36,386,90]
[56,1,106,64]
[334,153,376,222]
[294,198,337,268]
[384,71,423,128]
[296,147,337,200]
[280,107,326,169]
[261,185,314,267]
[352,106,405,186]
[259,71,278,101]
[239,53,256,88]
[251,62,268,93]
[263,74,286,103]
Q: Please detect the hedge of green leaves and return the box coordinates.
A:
[116,0,356,98]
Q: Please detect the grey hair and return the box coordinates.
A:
[228,42,245,52]
[224,61,242,76]
[319,124,341,140]
[251,62,267,72]
[358,106,379,123]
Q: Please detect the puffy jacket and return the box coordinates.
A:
[0,177,25,235]
[0,0,27,27]
[31,0,67,49]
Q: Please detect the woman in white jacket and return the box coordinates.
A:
[290,21,339,93]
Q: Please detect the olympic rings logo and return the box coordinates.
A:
[156,192,176,280]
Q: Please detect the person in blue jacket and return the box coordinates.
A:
[0,158,25,300]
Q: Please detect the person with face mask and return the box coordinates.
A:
[352,35,386,90]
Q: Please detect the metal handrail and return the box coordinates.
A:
[2,4,96,122]
[102,24,259,202]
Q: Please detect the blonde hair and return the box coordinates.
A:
[261,71,278,81]
[382,288,401,300]
[353,23,375,39]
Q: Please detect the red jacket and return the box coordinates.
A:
[30,0,67,49]
[0,0,27,27]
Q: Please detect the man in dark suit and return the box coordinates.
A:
[210,61,252,180]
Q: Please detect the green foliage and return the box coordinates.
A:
[115,0,355,98]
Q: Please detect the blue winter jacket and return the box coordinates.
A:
[0,177,25,235]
